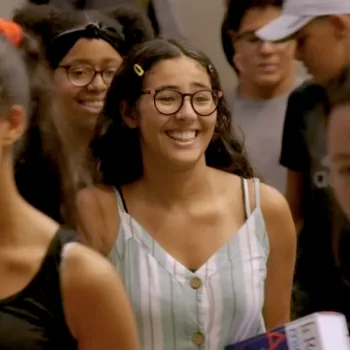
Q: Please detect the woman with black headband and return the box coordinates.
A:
[0,20,139,350]
[13,4,154,225]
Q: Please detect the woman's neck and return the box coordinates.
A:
[0,172,58,246]
[0,168,29,244]
[138,155,213,208]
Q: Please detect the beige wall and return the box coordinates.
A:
[173,0,237,92]
[0,0,25,19]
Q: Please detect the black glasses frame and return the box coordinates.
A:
[141,89,223,116]
[58,65,117,87]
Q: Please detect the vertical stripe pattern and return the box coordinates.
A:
[109,178,269,350]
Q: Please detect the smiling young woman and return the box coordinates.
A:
[13,3,154,224]
[76,38,296,350]
[0,24,139,350]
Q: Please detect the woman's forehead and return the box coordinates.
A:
[59,38,122,66]
[144,57,211,88]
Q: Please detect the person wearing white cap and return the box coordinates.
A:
[256,0,350,83]
[255,0,350,324]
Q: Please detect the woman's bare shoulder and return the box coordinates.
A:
[60,242,140,349]
[76,185,119,255]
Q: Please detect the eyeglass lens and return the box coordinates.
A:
[67,66,118,86]
[154,89,219,116]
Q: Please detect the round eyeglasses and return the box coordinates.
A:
[142,89,223,116]
[58,65,118,87]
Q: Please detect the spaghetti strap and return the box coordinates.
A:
[113,187,127,213]
[242,178,251,218]
[253,178,261,209]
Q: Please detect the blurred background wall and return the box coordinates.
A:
[0,0,238,92]
[173,0,237,92]
[0,0,26,19]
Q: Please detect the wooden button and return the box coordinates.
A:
[192,332,205,345]
[190,277,202,289]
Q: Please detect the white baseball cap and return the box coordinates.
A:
[256,0,350,41]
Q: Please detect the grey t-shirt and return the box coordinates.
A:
[229,86,299,193]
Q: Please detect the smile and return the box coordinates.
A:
[78,100,104,114]
[165,130,198,143]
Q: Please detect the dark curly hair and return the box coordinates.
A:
[13,3,155,67]
[89,38,253,187]
[15,30,77,226]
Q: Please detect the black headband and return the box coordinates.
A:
[47,22,126,68]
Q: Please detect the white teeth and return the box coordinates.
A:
[167,131,196,142]
[81,101,104,108]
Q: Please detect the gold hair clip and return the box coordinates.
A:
[134,64,144,77]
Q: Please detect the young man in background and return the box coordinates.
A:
[224,0,300,193]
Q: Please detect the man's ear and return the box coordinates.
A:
[229,30,244,73]
[120,100,138,129]
[329,14,350,39]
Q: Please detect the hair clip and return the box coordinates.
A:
[134,64,144,77]
[208,64,214,73]
[0,18,23,47]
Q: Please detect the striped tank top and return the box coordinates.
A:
[109,178,269,350]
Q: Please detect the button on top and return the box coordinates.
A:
[192,332,205,345]
[190,276,202,289]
